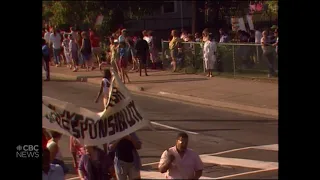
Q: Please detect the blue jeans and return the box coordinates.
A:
[53,48,61,64]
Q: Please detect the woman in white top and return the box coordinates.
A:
[47,131,69,174]
[203,33,217,77]
[95,69,112,109]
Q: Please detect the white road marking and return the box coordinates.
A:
[151,121,199,135]
[141,170,212,179]
[66,177,80,180]
[213,167,278,179]
[253,144,278,151]
[201,155,278,170]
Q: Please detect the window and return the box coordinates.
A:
[162,1,177,14]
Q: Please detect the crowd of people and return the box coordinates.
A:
[42,127,204,180]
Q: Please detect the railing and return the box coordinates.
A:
[160,40,278,78]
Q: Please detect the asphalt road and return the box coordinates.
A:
[43,79,278,179]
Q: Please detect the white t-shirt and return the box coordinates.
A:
[49,33,61,49]
[255,30,262,44]
[44,32,50,44]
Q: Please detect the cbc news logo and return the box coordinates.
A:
[16,145,40,158]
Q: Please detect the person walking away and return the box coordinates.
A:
[158,132,204,179]
[70,136,85,170]
[47,131,69,174]
[69,34,79,72]
[109,133,142,180]
[90,29,102,66]
[44,28,51,45]
[78,145,114,180]
[80,31,95,71]
[135,33,149,76]
[118,42,131,84]
[49,28,62,67]
[43,148,64,180]
[261,30,276,78]
[62,34,72,69]
[169,30,183,72]
[42,39,51,81]
[203,33,217,77]
[219,28,229,43]
[95,68,112,109]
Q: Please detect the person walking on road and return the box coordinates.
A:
[81,31,94,71]
[42,38,51,81]
[109,133,142,180]
[69,34,79,72]
[203,33,217,77]
[134,33,149,76]
[49,28,62,67]
[61,33,72,69]
[118,41,131,84]
[42,148,64,180]
[95,69,112,109]
[158,132,204,179]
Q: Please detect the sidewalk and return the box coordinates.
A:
[48,66,278,118]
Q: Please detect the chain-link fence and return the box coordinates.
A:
[161,40,278,78]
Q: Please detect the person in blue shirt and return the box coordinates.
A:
[42,38,50,81]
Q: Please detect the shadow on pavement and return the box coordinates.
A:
[150,119,278,123]
[132,78,208,84]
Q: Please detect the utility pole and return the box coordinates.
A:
[191,0,196,34]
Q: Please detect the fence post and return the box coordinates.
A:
[256,45,260,64]
[232,45,236,77]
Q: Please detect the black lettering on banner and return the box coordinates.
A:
[86,118,98,139]
[107,87,126,108]
[98,118,108,138]
[123,107,136,127]
[71,122,80,139]
[80,119,88,139]
[130,101,143,121]
[108,116,115,135]
[62,119,70,131]
[118,110,128,132]
[114,113,120,133]
[48,104,56,111]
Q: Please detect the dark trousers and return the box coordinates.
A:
[43,58,50,80]
[263,52,275,75]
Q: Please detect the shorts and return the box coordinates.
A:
[114,160,140,180]
[137,55,147,65]
[64,52,71,63]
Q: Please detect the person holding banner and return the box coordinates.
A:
[43,148,64,180]
[78,145,114,180]
[95,69,112,108]
[109,133,142,180]
[70,136,85,170]
[47,131,69,174]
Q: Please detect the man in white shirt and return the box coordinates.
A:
[44,29,51,44]
[49,28,62,66]
[42,148,64,180]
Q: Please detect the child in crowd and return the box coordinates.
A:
[69,34,79,72]
[61,34,72,69]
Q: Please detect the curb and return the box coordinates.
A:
[50,73,278,118]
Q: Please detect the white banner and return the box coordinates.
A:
[246,15,254,30]
[42,70,151,146]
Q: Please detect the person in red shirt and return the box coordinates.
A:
[89,29,102,66]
